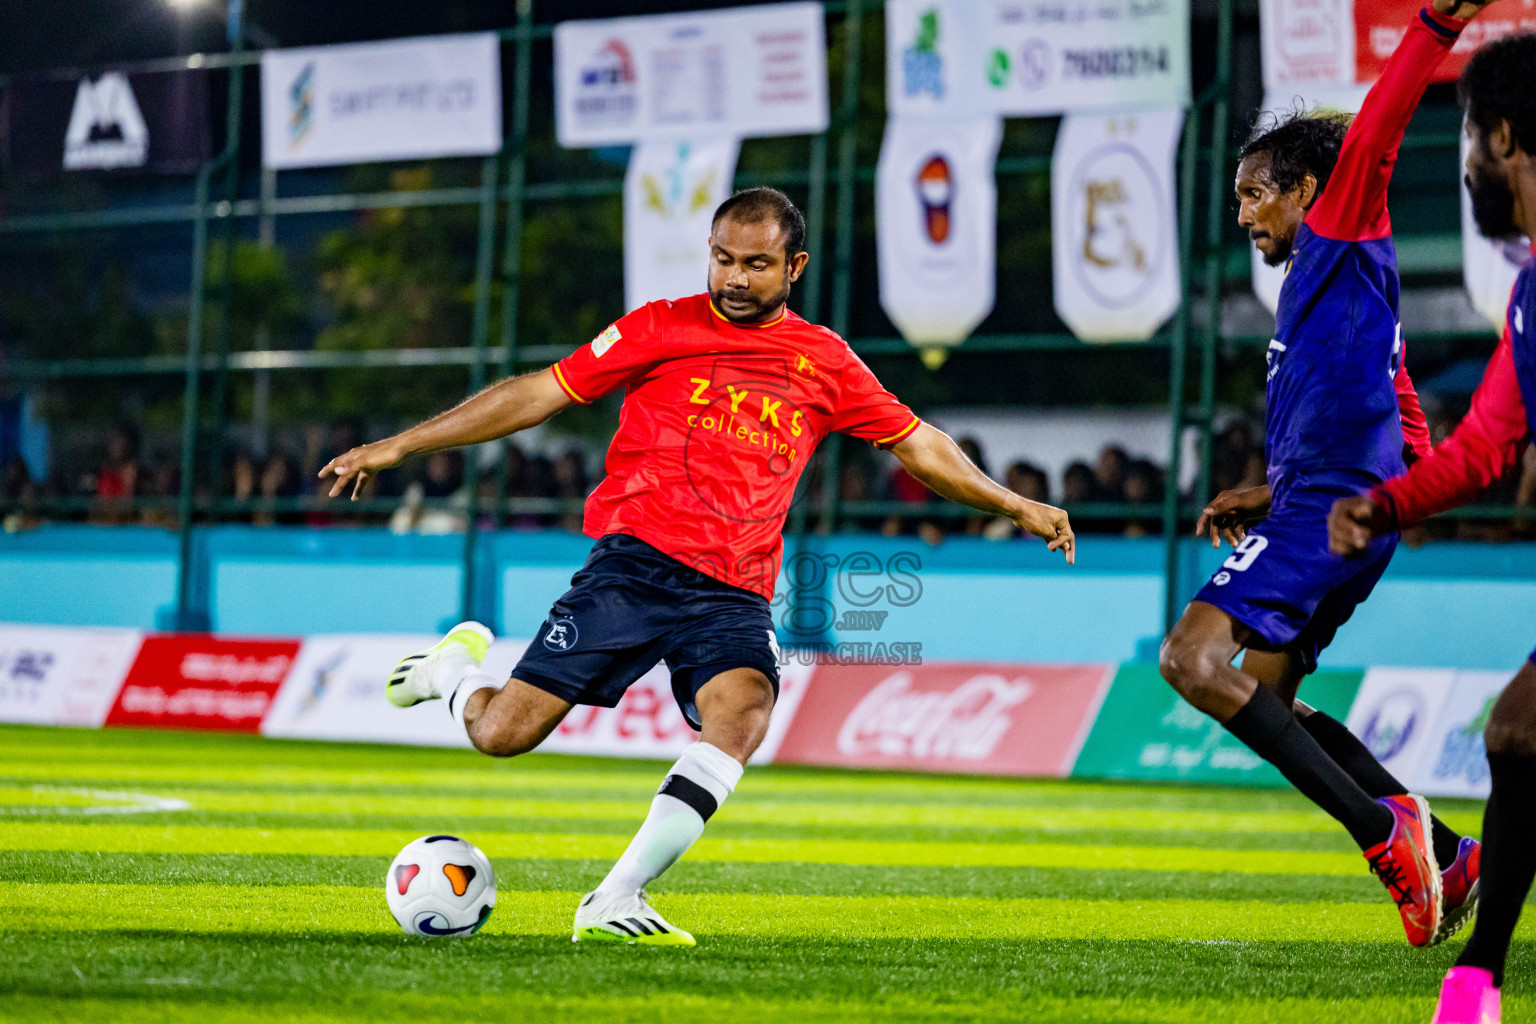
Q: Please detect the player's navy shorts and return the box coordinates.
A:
[1194,472,1398,675]
[511,534,781,730]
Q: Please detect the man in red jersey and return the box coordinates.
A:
[1331,29,1536,1023]
[321,188,1074,947]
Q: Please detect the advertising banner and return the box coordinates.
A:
[554,3,828,148]
[263,633,814,764]
[1052,110,1184,342]
[623,137,740,312]
[1461,133,1532,330]
[1250,85,1370,314]
[884,0,1189,119]
[1260,0,1536,92]
[260,33,502,170]
[3,69,209,176]
[876,114,1001,346]
[1072,663,1365,786]
[1343,667,1456,788]
[0,625,143,727]
[106,635,300,733]
[773,662,1113,776]
[1414,670,1508,799]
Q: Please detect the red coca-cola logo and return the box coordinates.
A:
[836,671,1032,760]
[774,662,1112,777]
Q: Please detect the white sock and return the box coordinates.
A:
[597,741,743,896]
[439,650,503,731]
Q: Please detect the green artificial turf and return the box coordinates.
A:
[0,724,1530,1023]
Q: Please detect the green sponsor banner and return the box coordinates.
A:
[1070,663,1366,787]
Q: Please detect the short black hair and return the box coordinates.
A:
[711,187,806,257]
[1459,32,1536,155]
[1239,105,1353,196]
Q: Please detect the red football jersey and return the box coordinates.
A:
[552,294,920,598]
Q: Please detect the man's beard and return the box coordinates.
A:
[1254,233,1292,268]
[710,274,791,324]
[1468,170,1518,240]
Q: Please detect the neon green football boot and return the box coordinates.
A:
[386,620,494,708]
[572,888,696,946]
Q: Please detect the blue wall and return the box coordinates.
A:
[1,525,1531,670]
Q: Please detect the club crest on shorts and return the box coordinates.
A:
[1212,571,1232,586]
[544,618,579,652]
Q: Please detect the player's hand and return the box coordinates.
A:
[318,438,408,500]
[1328,495,1393,557]
[1432,0,1499,19]
[1195,485,1272,549]
[1013,500,1075,565]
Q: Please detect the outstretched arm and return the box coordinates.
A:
[889,422,1074,563]
[319,367,572,499]
[1306,0,1486,242]
[1330,329,1528,553]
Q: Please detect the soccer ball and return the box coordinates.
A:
[385,834,496,937]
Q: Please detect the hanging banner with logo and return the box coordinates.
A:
[1260,0,1536,92]
[2,69,210,177]
[105,634,301,733]
[623,137,740,312]
[1249,85,1370,314]
[884,0,1190,119]
[876,115,1001,346]
[1052,109,1184,342]
[260,33,501,170]
[1461,133,1533,330]
[554,3,828,148]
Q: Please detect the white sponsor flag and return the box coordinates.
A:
[877,115,1002,346]
[883,0,1190,119]
[1412,669,1509,799]
[1052,109,1185,342]
[554,3,828,148]
[1250,85,1370,314]
[624,137,740,312]
[261,33,502,169]
[1461,132,1531,330]
[1258,0,1358,92]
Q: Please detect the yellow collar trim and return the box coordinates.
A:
[710,300,788,330]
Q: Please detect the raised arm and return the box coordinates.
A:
[1306,2,1478,242]
[319,367,572,499]
[888,422,1074,563]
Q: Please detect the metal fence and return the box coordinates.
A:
[0,0,1514,634]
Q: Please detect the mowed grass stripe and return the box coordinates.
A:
[0,883,1467,943]
[0,992,1475,1024]
[0,850,1408,902]
[0,783,1411,835]
[0,822,1372,874]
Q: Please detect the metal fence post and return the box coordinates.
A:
[494,0,534,529]
[460,152,503,624]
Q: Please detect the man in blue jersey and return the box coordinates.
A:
[1330,30,1536,1022]
[1159,0,1497,949]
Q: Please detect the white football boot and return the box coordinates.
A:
[386,620,494,708]
[572,888,696,946]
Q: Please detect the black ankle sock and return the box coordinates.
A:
[1299,711,1463,867]
[1223,686,1394,850]
[1456,752,1536,988]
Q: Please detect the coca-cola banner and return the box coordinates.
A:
[773,662,1114,777]
[105,635,300,733]
[261,633,813,765]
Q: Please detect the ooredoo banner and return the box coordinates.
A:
[554,3,828,148]
[876,115,1002,346]
[773,661,1112,776]
[1072,663,1365,785]
[260,33,502,169]
[106,634,300,733]
[0,625,143,727]
[1052,110,1184,342]
[623,137,740,312]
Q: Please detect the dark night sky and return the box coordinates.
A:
[0,1,775,76]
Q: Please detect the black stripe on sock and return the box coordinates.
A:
[658,773,719,821]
